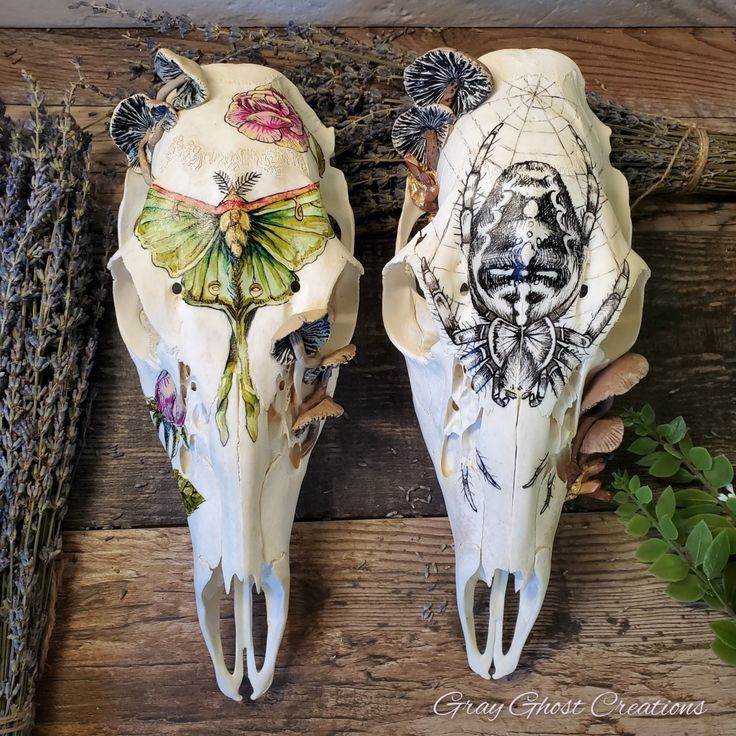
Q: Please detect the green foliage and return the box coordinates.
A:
[615,405,736,666]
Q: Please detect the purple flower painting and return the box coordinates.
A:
[147,370,188,458]
[155,369,186,425]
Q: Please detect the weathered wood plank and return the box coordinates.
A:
[5,0,736,30]
[64,219,736,529]
[35,515,735,735]
[1,28,736,118]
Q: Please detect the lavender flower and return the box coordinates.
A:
[0,76,107,734]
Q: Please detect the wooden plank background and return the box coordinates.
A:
[0,24,733,735]
[5,0,736,29]
[34,516,735,736]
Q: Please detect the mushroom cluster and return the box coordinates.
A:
[566,353,650,502]
[392,48,494,213]
[110,48,209,182]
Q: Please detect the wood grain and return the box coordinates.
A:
[34,515,735,735]
[5,0,736,30]
[1,28,736,117]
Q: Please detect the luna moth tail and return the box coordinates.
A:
[215,314,260,445]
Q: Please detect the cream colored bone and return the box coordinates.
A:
[110,55,361,700]
[384,48,649,679]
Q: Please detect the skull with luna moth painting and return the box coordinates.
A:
[109,49,361,700]
[384,47,649,680]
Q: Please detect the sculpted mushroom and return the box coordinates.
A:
[109,94,177,167]
[566,353,650,502]
[581,352,649,413]
[392,103,455,213]
[153,47,209,109]
[403,47,494,115]
[392,103,455,168]
[579,416,625,455]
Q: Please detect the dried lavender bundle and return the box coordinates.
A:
[0,78,107,736]
[591,93,736,201]
[78,7,735,222]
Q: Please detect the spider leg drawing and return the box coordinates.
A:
[418,105,630,410]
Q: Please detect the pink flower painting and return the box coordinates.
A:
[225,86,308,152]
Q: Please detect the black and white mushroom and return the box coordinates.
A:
[391,103,454,168]
[404,47,493,116]
[153,48,209,109]
[109,93,177,168]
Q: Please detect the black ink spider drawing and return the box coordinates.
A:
[422,122,630,407]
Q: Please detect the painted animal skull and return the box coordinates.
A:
[384,48,649,678]
[109,50,361,700]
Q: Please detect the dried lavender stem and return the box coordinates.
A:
[0,77,107,736]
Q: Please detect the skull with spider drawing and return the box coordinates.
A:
[384,47,649,679]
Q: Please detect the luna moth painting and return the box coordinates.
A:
[136,171,333,443]
[109,49,361,700]
[384,48,649,680]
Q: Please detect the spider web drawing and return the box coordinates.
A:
[419,73,633,337]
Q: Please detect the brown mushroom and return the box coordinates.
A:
[320,344,356,368]
[579,416,625,455]
[404,154,440,213]
[565,458,611,502]
[292,396,344,432]
[581,353,649,414]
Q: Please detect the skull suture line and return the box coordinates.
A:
[384,48,649,679]
[109,49,361,700]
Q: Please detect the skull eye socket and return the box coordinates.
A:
[527,292,545,305]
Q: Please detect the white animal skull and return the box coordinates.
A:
[109,50,361,700]
[384,48,649,678]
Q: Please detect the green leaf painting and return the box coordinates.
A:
[174,470,205,516]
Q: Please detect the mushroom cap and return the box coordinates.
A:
[581,353,649,414]
[404,47,493,115]
[580,416,625,455]
[153,48,209,109]
[109,94,177,166]
[271,315,331,365]
[292,396,344,432]
[320,344,356,368]
[392,103,454,166]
